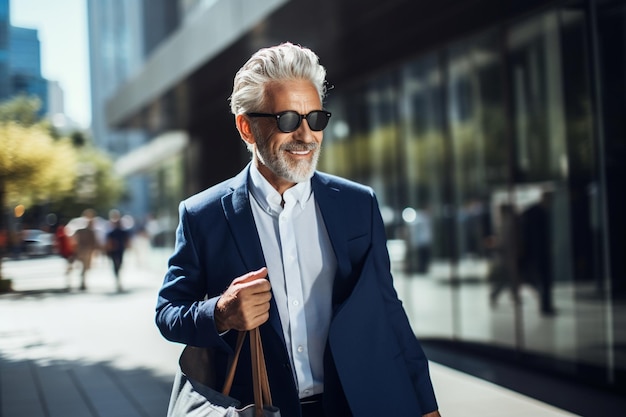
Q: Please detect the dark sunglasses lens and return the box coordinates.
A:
[277,111,301,132]
[275,111,331,132]
[306,111,330,131]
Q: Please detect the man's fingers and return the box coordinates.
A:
[231,268,271,295]
[233,267,268,285]
[215,268,272,332]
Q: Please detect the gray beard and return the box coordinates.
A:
[256,146,320,183]
[253,132,320,183]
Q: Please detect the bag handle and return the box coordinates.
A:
[253,328,272,405]
[221,328,273,415]
[221,331,246,395]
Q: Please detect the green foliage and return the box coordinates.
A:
[0,95,42,127]
[51,145,125,218]
[0,96,125,220]
[0,122,78,208]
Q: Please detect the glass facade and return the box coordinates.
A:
[87,0,150,222]
[8,26,48,115]
[0,0,10,99]
[9,27,41,76]
[145,153,185,248]
[320,0,625,389]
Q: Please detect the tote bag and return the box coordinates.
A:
[167,328,280,417]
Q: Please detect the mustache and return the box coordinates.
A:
[281,142,318,152]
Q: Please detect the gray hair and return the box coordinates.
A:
[229,42,327,115]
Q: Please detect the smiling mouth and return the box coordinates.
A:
[288,150,311,155]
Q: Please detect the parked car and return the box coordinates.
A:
[22,229,55,257]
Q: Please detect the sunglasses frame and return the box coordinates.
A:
[246,110,332,133]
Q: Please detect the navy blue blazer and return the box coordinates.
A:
[156,165,438,417]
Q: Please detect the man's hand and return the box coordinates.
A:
[215,267,271,332]
[423,411,441,417]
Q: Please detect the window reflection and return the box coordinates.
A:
[595,0,626,387]
[399,54,454,338]
[321,1,621,391]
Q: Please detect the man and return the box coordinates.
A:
[106,209,130,292]
[54,219,75,285]
[73,214,98,291]
[156,42,441,417]
[520,191,555,315]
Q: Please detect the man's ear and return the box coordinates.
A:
[236,114,255,146]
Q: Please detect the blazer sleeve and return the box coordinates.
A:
[154,201,232,352]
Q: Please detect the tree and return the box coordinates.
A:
[0,96,126,291]
[51,144,125,219]
[0,121,78,288]
[0,95,42,127]
[0,122,77,206]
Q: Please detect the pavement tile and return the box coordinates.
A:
[0,360,46,417]
[110,369,174,416]
[37,364,95,417]
[71,364,145,417]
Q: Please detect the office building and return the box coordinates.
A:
[47,79,83,135]
[0,17,48,116]
[0,0,8,99]
[87,0,151,222]
[8,26,47,115]
[47,79,64,117]
[102,0,626,409]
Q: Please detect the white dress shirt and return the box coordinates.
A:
[248,163,336,398]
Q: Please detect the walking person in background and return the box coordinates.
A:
[487,203,520,307]
[54,220,75,288]
[73,215,98,291]
[106,209,130,293]
[156,43,440,417]
[520,191,556,316]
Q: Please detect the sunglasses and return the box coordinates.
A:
[247,110,332,133]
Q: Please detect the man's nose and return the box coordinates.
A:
[293,119,316,141]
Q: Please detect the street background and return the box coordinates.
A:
[0,247,579,417]
[0,247,181,417]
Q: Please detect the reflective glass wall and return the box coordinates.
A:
[320,0,624,389]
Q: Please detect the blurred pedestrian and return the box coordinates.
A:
[105,209,130,292]
[520,191,555,315]
[54,220,75,287]
[73,213,98,291]
[0,229,7,257]
[488,203,520,307]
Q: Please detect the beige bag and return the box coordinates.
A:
[167,328,280,417]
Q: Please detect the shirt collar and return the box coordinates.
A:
[248,163,312,214]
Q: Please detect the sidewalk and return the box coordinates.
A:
[0,249,580,417]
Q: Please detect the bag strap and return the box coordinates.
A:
[252,328,272,405]
[221,328,273,415]
[221,330,246,395]
[250,327,273,415]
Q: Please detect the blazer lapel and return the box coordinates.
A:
[221,165,284,341]
[221,167,265,271]
[311,174,352,307]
